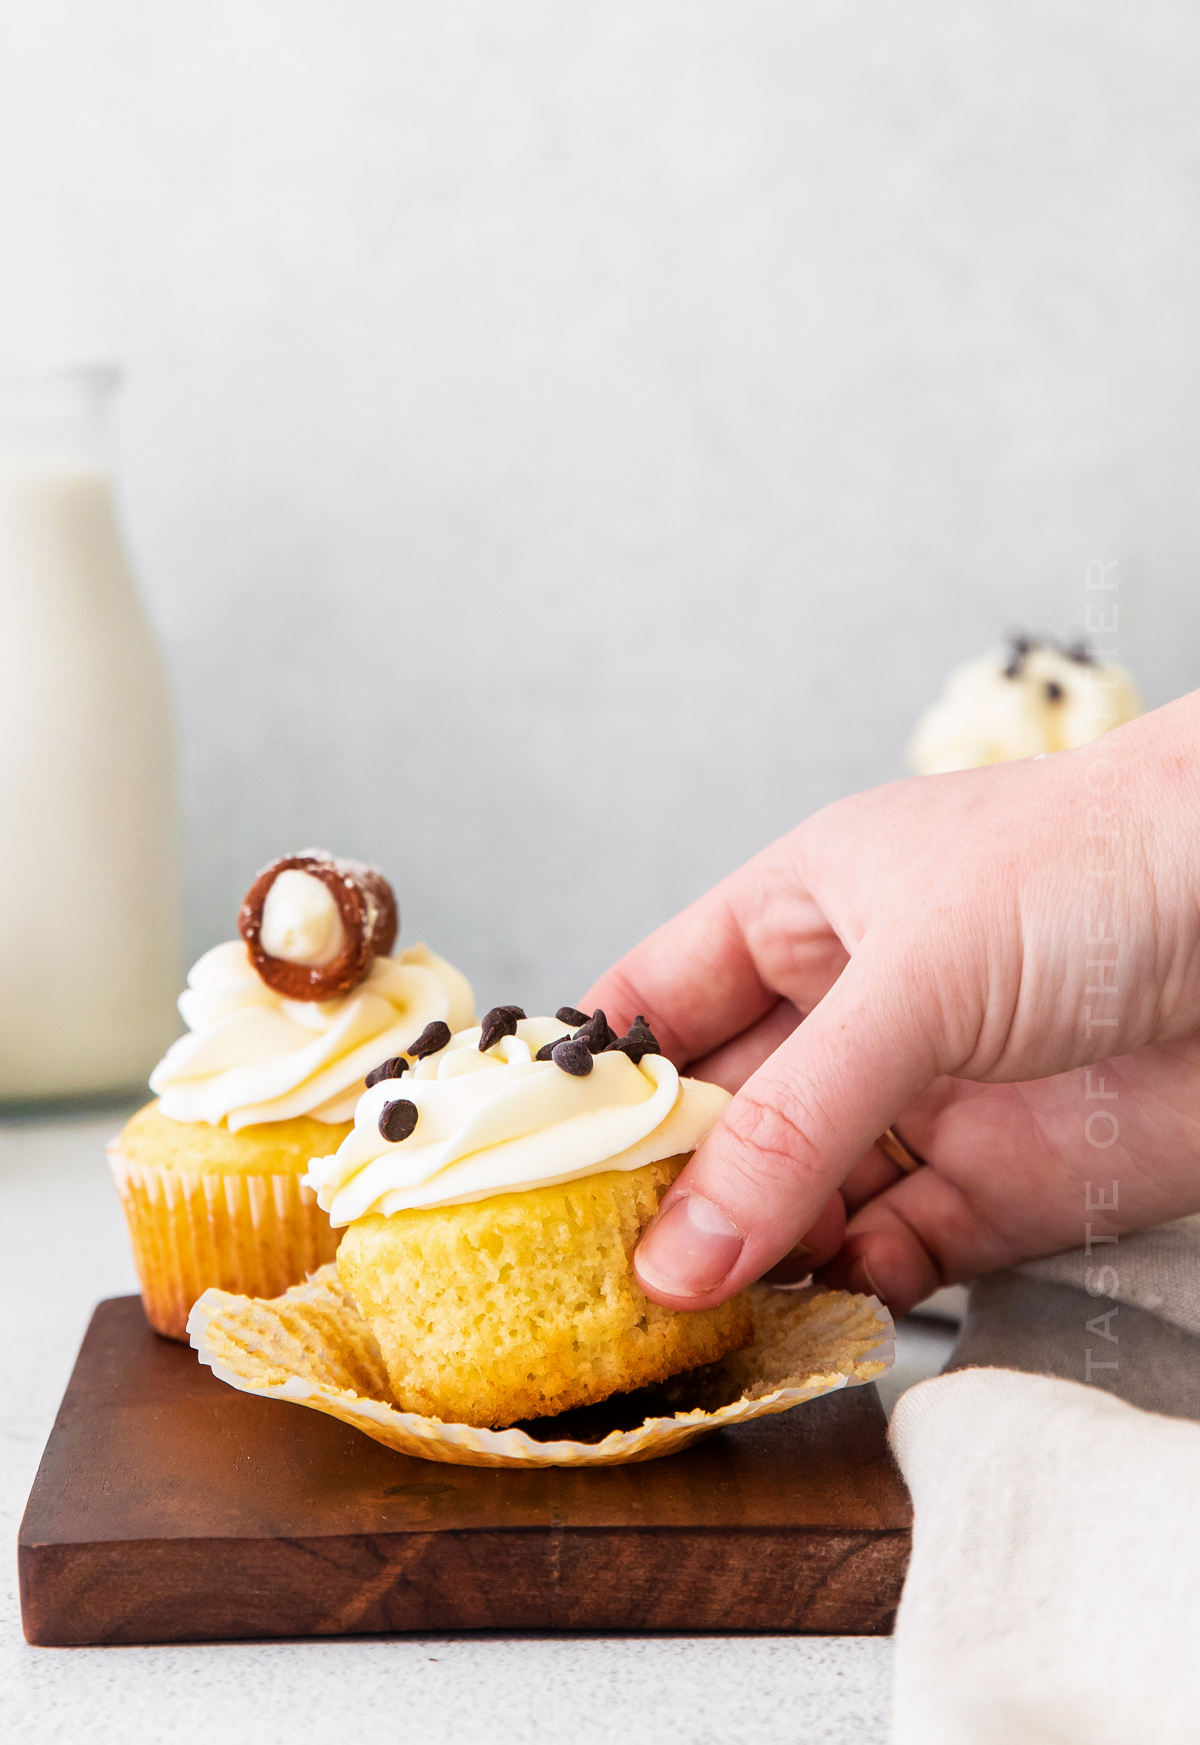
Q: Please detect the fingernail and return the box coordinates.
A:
[635,1194,745,1298]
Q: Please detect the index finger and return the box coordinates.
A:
[582,837,848,1064]
[582,885,770,1063]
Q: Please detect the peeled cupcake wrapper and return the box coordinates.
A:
[187,1265,895,1469]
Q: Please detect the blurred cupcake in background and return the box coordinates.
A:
[109,850,476,1339]
[908,636,1141,775]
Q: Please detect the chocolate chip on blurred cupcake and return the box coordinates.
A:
[908,636,1141,775]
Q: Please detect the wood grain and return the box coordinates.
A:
[19,1296,911,1645]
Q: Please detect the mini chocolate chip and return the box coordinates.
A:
[552,1035,594,1076]
[1003,634,1037,680]
[1045,680,1065,703]
[535,1036,570,1061]
[606,1015,662,1064]
[574,1008,618,1053]
[378,1098,419,1143]
[479,1005,527,1051]
[407,1020,451,1060]
[555,1006,590,1027]
[1063,639,1095,666]
[365,1056,410,1088]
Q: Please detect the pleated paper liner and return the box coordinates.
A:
[109,1147,341,1342]
[187,1265,895,1469]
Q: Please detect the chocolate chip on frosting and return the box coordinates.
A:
[574,1008,618,1053]
[552,1035,594,1076]
[378,1098,419,1143]
[1003,635,1034,681]
[535,1037,570,1061]
[365,1055,410,1088]
[1063,639,1096,667]
[1045,680,1065,703]
[407,1020,451,1060]
[238,850,398,1002]
[479,1005,527,1052]
[606,1015,662,1064]
[555,1006,590,1028]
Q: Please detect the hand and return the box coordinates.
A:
[582,692,1200,1315]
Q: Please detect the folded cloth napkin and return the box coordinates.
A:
[947,1213,1200,1422]
[889,1368,1200,1745]
[1018,1211,1200,1339]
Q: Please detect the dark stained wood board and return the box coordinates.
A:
[19,1295,911,1647]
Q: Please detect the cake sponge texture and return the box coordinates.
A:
[336,1153,752,1427]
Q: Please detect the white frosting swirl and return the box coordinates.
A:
[908,645,1141,775]
[305,1015,730,1224]
[149,941,476,1130]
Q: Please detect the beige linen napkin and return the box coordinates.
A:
[888,1367,1200,1745]
[948,1214,1200,1422]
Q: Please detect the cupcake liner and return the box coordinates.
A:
[187,1266,895,1468]
[108,1145,341,1342]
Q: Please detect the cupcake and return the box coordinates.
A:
[109,851,476,1339]
[908,636,1141,775]
[306,1006,752,1429]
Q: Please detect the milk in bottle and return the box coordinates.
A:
[0,365,180,1098]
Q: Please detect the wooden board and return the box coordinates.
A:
[19,1296,911,1646]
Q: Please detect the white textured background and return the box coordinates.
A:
[2,1,1198,1013]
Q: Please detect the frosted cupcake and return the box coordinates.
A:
[306,1006,752,1429]
[110,851,475,1339]
[908,637,1141,775]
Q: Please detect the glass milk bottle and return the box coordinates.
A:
[0,364,180,1099]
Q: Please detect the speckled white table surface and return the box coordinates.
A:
[1,1108,954,1745]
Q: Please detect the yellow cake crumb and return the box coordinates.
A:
[336,1153,753,1428]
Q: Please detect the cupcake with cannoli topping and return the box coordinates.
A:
[306,1005,752,1429]
[908,635,1141,775]
[109,851,476,1339]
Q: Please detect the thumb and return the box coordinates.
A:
[633,936,947,1309]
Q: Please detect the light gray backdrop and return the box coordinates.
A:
[2,2,1197,1016]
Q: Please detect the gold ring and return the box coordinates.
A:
[877,1125,928,1175]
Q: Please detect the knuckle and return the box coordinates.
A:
[718,1085,822,1192]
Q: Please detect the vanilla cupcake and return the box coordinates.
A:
[110,851,475,1339]
[908,637,1141,775]
[306,1007,752,1429]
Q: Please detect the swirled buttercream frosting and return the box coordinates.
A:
[304,1015,731,1223]
[908,637,1141,775]
[149,940,476,1130]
